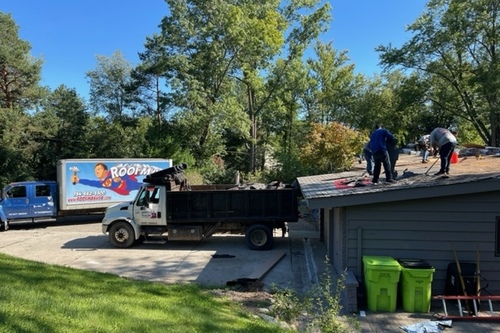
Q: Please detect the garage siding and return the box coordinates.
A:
[343,191,500,295]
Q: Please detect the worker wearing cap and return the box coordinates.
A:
[429,127,457,176]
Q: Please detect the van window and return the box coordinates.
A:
[36,185,51,197]
[7,186,27,198]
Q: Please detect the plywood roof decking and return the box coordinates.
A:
[297,153,500,209]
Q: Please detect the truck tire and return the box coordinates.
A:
[245,224,273,250]
[109,221,135,248]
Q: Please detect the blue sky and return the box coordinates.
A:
[1,0,428,101]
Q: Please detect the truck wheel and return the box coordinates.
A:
[109,221,135,248]
[245,224,273,250]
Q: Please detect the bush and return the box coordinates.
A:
[299,122,365,174]
[269,257,360,333]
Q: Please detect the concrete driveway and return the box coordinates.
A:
[0,217,325,292]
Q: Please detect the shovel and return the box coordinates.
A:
[424,157,439,175]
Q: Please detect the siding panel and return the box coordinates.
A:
[344,191,500,295]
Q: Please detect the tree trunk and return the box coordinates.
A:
[246,83,257,173]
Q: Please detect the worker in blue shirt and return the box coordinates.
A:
[369,124,395,184]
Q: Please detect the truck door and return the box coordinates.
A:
[31,184,57,217]
[2,185,30,218]
[134,185,166,226]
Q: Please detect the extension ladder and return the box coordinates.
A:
[433,295,500,321]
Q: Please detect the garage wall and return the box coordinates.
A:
[343,191,500,295]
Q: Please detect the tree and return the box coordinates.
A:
[377,0,500,146]
[128,33,173,126]
[29,86,89,179]
[0,107,33,186]
[83,116,151,159]
[86,51,133,121]
[243,0,331,172]
[306,42,358,125]
[0,12,43,110]
[139,0,331,174]
[263,58,308,158]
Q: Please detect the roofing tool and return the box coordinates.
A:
[452,244,472,315]
[424,157,440,175]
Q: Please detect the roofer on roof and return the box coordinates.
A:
[369,124,395,184]
[429,127,457,176]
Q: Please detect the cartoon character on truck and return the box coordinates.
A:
[71,162,142,195]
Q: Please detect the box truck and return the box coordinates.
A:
[0,158,172,230]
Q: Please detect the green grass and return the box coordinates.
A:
[0,253,291,333]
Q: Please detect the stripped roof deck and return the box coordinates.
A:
[297,152,500,208]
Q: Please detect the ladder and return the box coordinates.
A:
[433,295,500,320]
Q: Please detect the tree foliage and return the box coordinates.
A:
[138,0,330,174]
[0,12,43,110]
[30,86,89,179]
[377,0,500,146]
[306,42,358,124]
[86,51,133,121]
[128,36,173,126]
[4,1,500,187]
[300,122,364,174]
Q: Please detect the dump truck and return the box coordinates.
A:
[0,158,172,230]
[102,164,299,250]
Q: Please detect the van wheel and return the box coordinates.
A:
[245,224,273,250]
[109,222,135,248]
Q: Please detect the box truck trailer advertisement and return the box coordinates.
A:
[60,159,172,208]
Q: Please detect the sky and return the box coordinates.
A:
[0,0,428,101]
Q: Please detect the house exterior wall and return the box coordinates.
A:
[338,190,500,297]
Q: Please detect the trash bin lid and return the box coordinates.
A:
[363,255,401,270]
[397,258,433,269]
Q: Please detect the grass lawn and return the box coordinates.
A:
[0,253,291,333]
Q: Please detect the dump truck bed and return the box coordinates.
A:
[166,186,299,224]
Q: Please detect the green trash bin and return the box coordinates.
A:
[363,255,401,312]
[398,259,435,313]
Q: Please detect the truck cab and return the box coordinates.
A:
[102,183,168,247]
[133,185,165,226]
[0,181,58,230]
